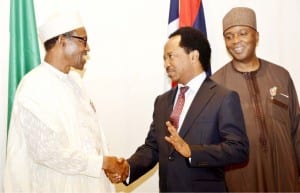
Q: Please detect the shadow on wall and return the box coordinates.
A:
[115,165,158,193]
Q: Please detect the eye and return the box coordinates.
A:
[224,34,233,41]
[168,53,175,59]
[239,30,249,36]
[164,52,175,61]
[66,35,88,47]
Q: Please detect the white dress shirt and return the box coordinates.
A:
[175,72,206,131]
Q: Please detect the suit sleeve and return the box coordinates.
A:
[126,97,160,184]
[190,91,249,167]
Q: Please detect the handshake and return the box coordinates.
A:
[102,156,129,183]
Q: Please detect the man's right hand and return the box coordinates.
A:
[102,156,129,183]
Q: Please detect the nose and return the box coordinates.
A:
[85,43,90,51]
[232,35,241,44]
[164,59,170,69]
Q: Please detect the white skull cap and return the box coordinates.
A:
[39,11,84,43]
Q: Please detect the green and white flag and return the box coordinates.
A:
[8,0,41,130]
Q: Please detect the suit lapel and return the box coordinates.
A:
[167,78,217,155]
[165,87,179,152]
[179,78,216,138]
[166,87,178,118]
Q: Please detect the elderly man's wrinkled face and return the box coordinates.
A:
[64,27,90,70]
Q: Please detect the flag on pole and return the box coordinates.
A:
[168,0,207,37]
[8,0,41,130]
[168,0,210,86]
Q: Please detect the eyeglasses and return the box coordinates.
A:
[67,35,88,47]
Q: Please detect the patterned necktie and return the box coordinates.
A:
[169,86,189,129]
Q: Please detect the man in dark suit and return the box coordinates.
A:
[105,27,249,192]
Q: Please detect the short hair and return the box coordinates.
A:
[44,36,59,51]
[169,27,211,73]
[43,31,74,51]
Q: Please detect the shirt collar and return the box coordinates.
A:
[43,61,69,80]
[178,72,206,93]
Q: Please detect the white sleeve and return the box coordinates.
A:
[20,104,103,178]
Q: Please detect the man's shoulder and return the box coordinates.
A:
[260,58,291,77]
[210,62,232,84]
[206,77,236,95]
[16,64,52,95]
[202,78,240,106]
[214,62,231,72]
[21,64,47,82]
[157,87,176,100]
[261,58,288,70]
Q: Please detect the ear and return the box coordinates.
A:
[190,50,199,62]
[256,31,259,44]
[57,35,66,46]
[57,35,62,43]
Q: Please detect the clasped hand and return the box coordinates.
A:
[102,156,129,183]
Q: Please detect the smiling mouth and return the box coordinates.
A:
[232,46,244,54]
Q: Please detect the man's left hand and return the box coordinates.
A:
[165,121,191,158]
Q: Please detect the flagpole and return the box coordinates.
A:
[8,0,41,130]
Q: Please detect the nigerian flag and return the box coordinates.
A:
[8,0,41,130]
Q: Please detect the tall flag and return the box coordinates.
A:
[168,0,210,87]
[8,0,41,130]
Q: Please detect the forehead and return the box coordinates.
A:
[165,35,181,51]
[224,25,256,35]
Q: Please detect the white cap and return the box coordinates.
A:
[39,11,84,43]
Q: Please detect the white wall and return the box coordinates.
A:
[1,0,300,192]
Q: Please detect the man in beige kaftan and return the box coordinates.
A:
[212,7,300,192]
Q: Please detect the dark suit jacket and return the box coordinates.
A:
[127,78,249,192]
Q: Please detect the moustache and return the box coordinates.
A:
[82,54,90,61]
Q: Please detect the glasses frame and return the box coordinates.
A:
[65,35,88,47]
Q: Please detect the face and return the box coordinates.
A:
[223,26,258,62]
[163,35,195,85]
[64,27,90,70]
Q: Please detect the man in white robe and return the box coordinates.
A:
[3,11,125,193]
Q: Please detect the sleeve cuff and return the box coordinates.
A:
[83,154,103,178]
